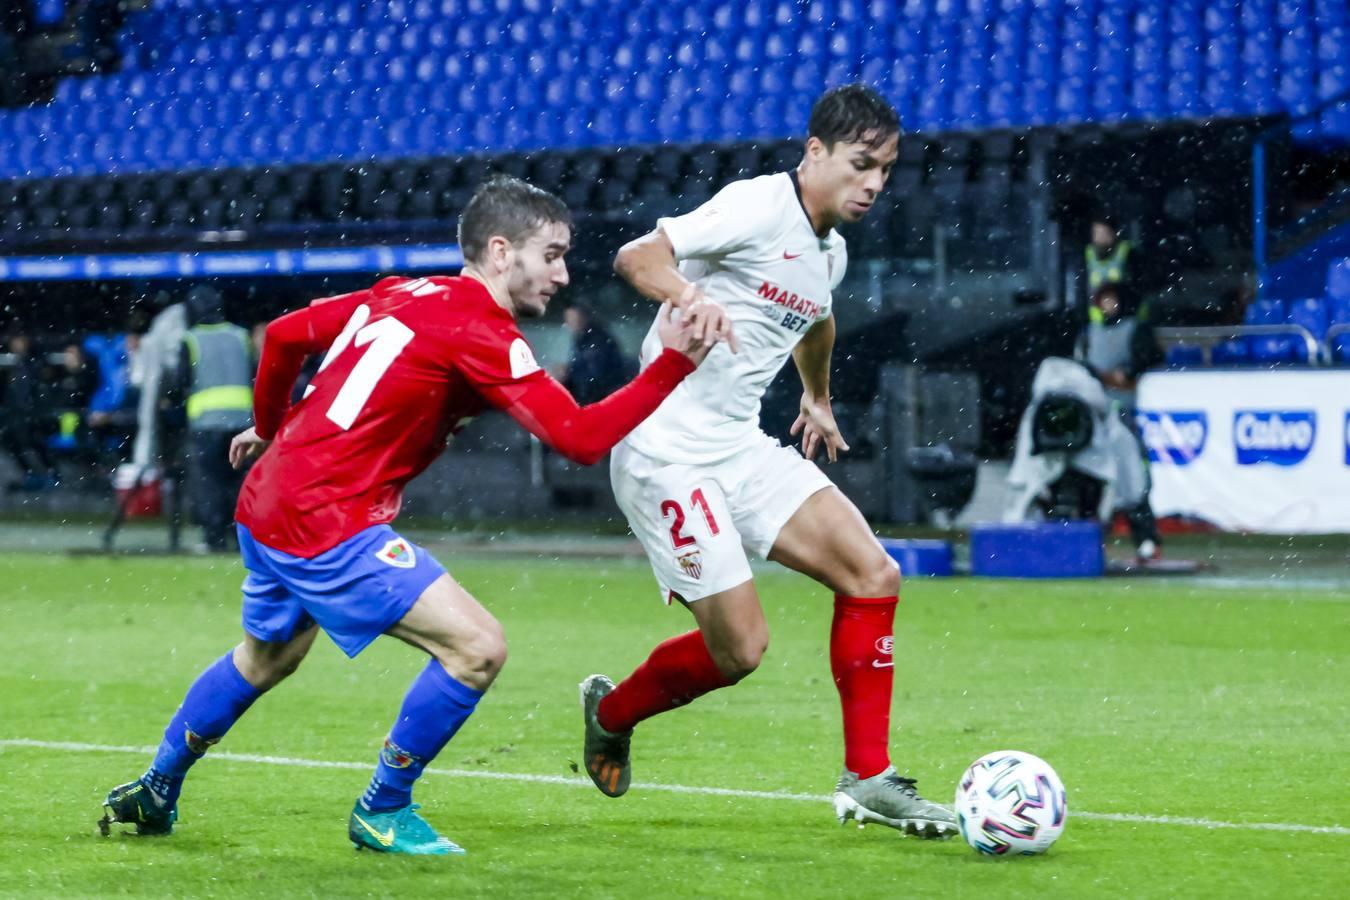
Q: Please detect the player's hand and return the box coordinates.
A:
[676,283,739,353]
[656,301,718,365]
[790,393,850,463]
[229,426,271,470]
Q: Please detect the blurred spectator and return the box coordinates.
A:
[1077,286,1163,559]
[559,304,633,405]
[1081,285,1161,406]
[47,341,100,463]
[1084,213,1151,315]
[2,332,58,491]
[250,321,267,358]
[130,295,187,476]
[175,287,253,552]
[84,331,140,462]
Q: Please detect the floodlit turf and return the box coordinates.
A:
[1,550,1346,898]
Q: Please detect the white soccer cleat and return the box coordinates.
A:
[832,766,957,838]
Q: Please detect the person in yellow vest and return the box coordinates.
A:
[176,286,253,552]
[1084,213,1140,313]
[1079,284,1163,561]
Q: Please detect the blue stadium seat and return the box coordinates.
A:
[1275,0,1310,31]
[1056,77,1090,123]
[5,0,1350,177]
[1210,338,1251,367]
[1288,296,1329,343]
[1245,297,1287,325]
[1165,344,1204,368]
[1021,14,1059,107]
[1059,9,1094,81]
[1328,290,1350,330]
[1316,0,1348,28]
[1205,28,1242,115]
[1242,29,1281,112]
[987,83,1020,127]
[35,0,66,26]
[1167,11,1204,116]
[1329,259,1350,301]
[1248,334,1302,365]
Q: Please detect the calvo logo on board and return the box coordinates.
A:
[1136,411,1208,465]
[1233,410,1316,466]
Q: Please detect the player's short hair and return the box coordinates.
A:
[458,174,572,264]
[808,83,900,150]
[1092,212,1120,231]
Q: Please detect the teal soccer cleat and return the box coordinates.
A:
[98,780,178,836]
[348,802,465,856]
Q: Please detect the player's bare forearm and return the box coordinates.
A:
[790,316,848,462]
[793,315,835,401]
[614,229,694,305]
[616,228,739,351]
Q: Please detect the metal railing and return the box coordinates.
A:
[1154,324,1324,366]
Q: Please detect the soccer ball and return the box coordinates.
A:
[955,750,1067,856]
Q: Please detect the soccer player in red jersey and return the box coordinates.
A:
[579,85,957,837]
[99,176,715,855]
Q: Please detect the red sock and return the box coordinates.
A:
[597,630,731,733]
[830,593,898,779]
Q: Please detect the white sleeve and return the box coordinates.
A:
[657,179,780,261]
[829,242,848,291]
[819,243,846,319]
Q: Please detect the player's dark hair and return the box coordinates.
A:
[1092,212,1120,231]
[807,83,900,150]
[458,174,572,264]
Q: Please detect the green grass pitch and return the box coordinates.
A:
[0,550,1345,898]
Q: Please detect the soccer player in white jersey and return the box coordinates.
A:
[579,85,957,837]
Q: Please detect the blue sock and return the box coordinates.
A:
[144,651,262,806]
[361,659,483,813]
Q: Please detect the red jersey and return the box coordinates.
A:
[236,275,694,557]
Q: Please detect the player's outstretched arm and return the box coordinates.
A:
[483,305,713,465]
[790,314,850,463]
[614,229,738,352]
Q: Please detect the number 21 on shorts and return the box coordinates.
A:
[661,488,720,549]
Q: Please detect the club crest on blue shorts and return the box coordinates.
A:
[376,537,417,569]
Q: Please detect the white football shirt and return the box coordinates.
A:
[623,172,848,465]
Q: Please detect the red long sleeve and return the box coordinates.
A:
[253,311,314,440]
[253,292,366,439]
[481,349,695,465]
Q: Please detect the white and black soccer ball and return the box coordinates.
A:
[955,750,1067,856]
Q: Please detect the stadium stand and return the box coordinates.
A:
[0,0,1348,183]
[0,0,1346,382]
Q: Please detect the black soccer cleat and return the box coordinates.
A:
[99,780,178,837]
[579,674,633,798]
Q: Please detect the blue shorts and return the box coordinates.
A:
[237,524,447,658]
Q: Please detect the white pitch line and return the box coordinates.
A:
[4,738,1347,837]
